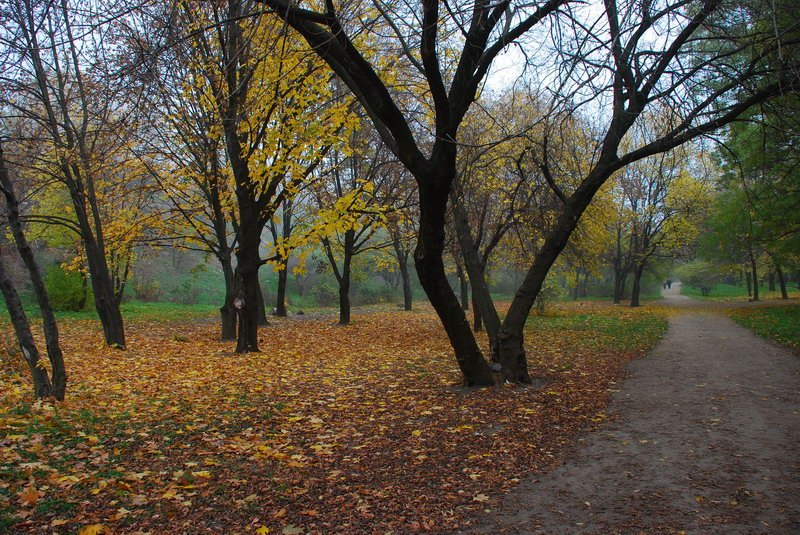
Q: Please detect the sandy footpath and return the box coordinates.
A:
[473,284,800,534]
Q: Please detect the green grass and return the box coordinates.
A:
[728,305,800,350]
[681,282,793,301]
[15,300,219,323]
[525,307,669,353]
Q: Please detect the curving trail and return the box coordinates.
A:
[473,282,800,534]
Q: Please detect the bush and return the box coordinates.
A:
[311,282,339,307]
[134,279,163,302]
[44,264,90,311]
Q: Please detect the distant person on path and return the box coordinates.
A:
[667,279,672,289]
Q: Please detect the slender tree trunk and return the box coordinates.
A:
[776,263,788,299]
[276,267,289,316]
[768,272,776,292]
[746,270,752,296]
[630,265,645,307]
[78,269,88,310]
[750,253,759,302]
[450,194,501,351]
[457,265,469,311]
[338,229,355,325]
[0,256,53,398]
[220,257,237,341]
[256,281,269,326]
[0,145,66,399]
[415,182,492,386]
[396,245,413,311]
[613,268,624,304]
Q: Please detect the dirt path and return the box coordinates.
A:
[474,283,800,534]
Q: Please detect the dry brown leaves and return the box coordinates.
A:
[0,302,667,533]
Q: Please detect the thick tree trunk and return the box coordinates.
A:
[0,256,53,398]
[750,254,759,302]
[630,265,644,307]
[471,291,483,332]
[0,147,67,399]
[776,263,788,299]
[415,183,492,386]
[339,274,351,325]
[234,254,261,353]
[276,267,289,316]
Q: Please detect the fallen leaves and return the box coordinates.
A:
[0,302,667,533]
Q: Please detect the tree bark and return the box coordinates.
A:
[256,281,269,326]
[0,143,66,399]
[630,265,644,307]
[471,291,483,332]
[750,253,759,302]
[415,182,493,386]
[768,272,776,292]
[457,265,469,311]
[746,270,752,296]
[276,267,289,316]
[220,258,237,341]
[0,256,53,398]
[776,263,788,299]
[394,238,413,311]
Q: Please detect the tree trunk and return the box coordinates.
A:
[776,263,788,299]
[768,272,776,292]
[0,145,66,399]
[630,265,644,307]
[750,253,759,302]
[450,194,501,351]
[256,281,269,326]
[457,265,469,311]
[415,183,492,386]
[338,229,354,325]
[276,267,289,316]
[397,246,413,311]
[233,210,262,352]
[613,268,624,304]
[0,256,53,398]
[746,270,752,296]
[220,257,237,341]
[471,291,483,332]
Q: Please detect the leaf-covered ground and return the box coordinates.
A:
[0,303,667,534]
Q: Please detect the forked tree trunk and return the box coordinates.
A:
[1,146,66,399]
[0,257,53,398]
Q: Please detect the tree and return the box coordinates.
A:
[172,0,353,351]
[0,0,158,347]
[0,140,66,399]
[264,0,798,384]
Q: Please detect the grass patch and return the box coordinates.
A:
[525,303,669,353]
[728,305,800,350]
[682,282,798,302]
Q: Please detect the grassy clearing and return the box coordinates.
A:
[727,304,800,350]
[0,301,668,533]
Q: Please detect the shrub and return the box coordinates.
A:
[44,264,90,311]
[311,282,338,307]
